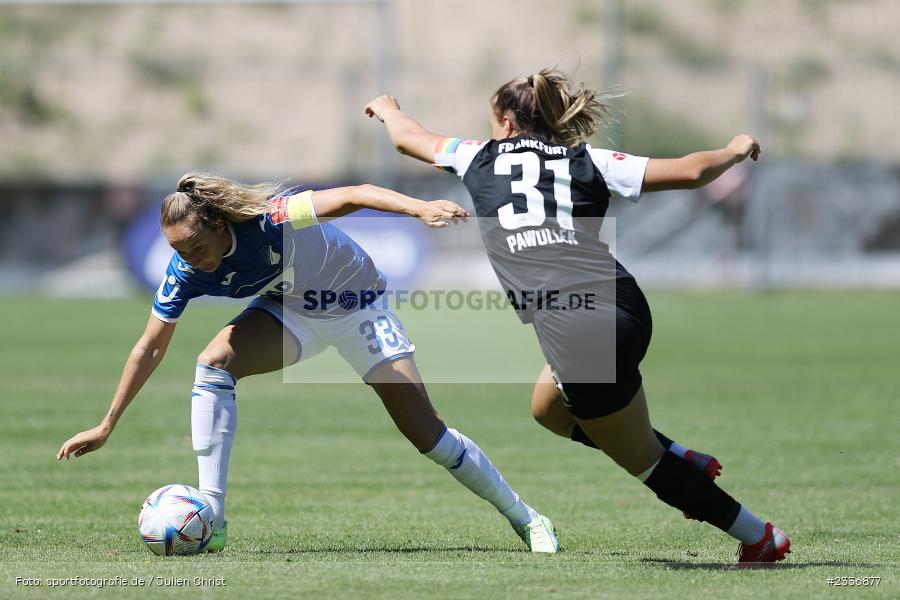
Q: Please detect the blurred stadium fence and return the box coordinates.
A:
[2,161,900,298]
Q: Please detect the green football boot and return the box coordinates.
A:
[205,522,227,553]
[515,515,560,553]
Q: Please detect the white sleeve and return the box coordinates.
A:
[434,138,487,178]
[587,146,650,202]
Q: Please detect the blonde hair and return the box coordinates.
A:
[160,172,281,229]
[492,68,612,147]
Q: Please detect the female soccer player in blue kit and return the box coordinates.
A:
[366,68,790,565]
[57,174,559,553]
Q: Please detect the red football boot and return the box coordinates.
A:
[737,522,791,567]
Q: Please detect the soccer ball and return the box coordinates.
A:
[138,484,214,556]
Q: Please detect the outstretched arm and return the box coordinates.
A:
[643,134,760,193]
[57,315,176,459]
[292,185,469,229]
[365,95,446,164]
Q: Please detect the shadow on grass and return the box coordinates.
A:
[640,558,887,571]
[253,545,521,555]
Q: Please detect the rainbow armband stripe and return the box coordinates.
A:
[434,137,464,173]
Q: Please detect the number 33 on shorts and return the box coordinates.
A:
[358,313,411,354]
[246,299,414,381]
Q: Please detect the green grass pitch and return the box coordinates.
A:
[1,292,898,598]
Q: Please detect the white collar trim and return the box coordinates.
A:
[222,222,237,258]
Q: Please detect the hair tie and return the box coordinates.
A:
[179,186,199,203]
[526,75,535,87]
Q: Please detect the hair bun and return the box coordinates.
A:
[492,67,610,147]
[176,176,195,193]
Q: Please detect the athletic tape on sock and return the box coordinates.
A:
[643,451,741,531]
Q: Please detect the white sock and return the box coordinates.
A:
[668,442,688,459]
[424,427,539,528]
[726,505,767,544]
[192,363,237,530]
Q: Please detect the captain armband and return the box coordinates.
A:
[286,190,318,229]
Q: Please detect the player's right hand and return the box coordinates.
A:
[727,134,761,162]
[365,95,402,122]
[417,199,470,228]
[57,424,111,460]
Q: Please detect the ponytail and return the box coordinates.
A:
[493,68,612,147]
[160,172,281,229]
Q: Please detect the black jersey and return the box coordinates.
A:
[435,136,649,321]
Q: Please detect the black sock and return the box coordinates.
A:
[643,451,741,531]
[571,424,674,451]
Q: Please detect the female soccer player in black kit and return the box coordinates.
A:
[366,68,790,565]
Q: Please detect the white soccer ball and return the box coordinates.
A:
[138,484,214,556]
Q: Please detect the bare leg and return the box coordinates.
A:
[572,385,664,476]
[198,307,299,378]
[368,357,540,529]
[367,357,445,451]
[533,365,681,455]
[569,385,765,544]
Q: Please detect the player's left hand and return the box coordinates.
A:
[365,95,402,122]
[417,200,470,228]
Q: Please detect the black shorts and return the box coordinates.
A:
[531,268,652,419]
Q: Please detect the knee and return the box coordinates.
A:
[197,343,234,375]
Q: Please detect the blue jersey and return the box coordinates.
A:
[151,190,386,322]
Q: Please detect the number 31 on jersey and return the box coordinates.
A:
[494,152,574,231]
